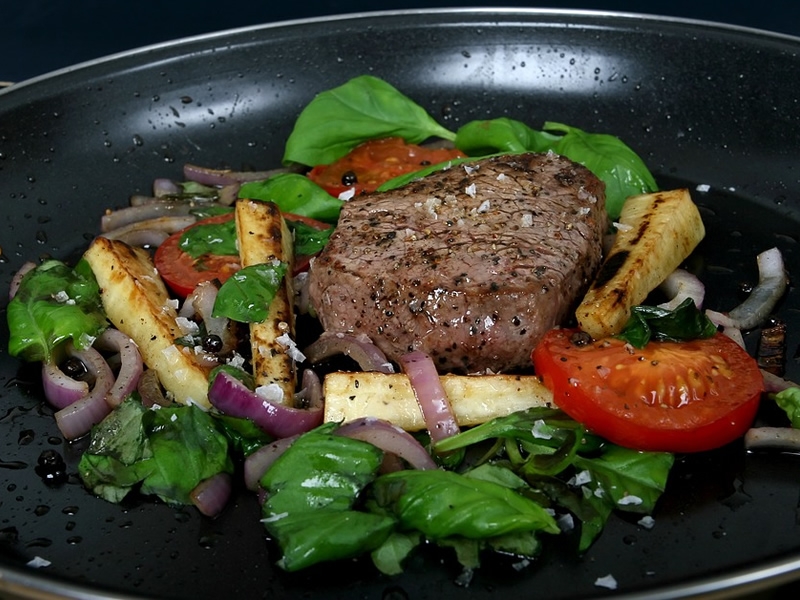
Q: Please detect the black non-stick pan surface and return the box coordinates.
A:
[1,8,799,600]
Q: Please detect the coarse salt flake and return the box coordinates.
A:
[256,383,285,403]
[475,199,490,213]
[496,172,507,181]
[595,574,618,590]
[569,470,592,486]
[531,419,553,440]
[175,317,200,336]
[521,213,534,228]
[465,183,478,198]
[557,513,575,532]
[277,333,306,363]
[696,183,711,193]
[53,290,70,303]
[27,556,51,569]
[338,187,356,201]
[613,221,634,232]
[618,494,643,506]
[638,515,656,530]
[226,352,246,369]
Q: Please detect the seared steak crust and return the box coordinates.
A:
[307,152,608,373]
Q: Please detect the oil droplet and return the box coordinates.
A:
[62,506,79,516]
[34,505,51,517]
[67,536,83,545]
[26,537,53,548]
[382,586,409,600]
[18,429,35,445]
[65,521,76,531]
[132,134,144,147]
[623,534,637,545]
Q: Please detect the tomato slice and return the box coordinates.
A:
[307,137,466,197]
[154,213,241,297]
[532,329,764,453]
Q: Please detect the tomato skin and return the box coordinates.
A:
[154,213,241,297]
[532,329,764,453]
[307,137,465,197]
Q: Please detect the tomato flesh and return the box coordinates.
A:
[307,137,465,197]
[532,329,764,453]
[154,213,241,297]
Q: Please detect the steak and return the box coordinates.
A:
[307,152,608,373]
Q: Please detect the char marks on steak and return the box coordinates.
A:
[307,152,608,373]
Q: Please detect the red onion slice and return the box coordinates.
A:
[398,350,460,445]
[100,215,197,241]
[190,472,232,517]
[304,332,395,373]
[9,261,36,300]
[100,202,197,232]
[243,435,299,491]
[336,417,437,470]
[761,370,798,394]
[53,344,115,440]
[42,361,90,409]
[208,371,322,438]
[183,164,287,186]
[95,329,144,406]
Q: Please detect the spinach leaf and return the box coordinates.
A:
[618,297,718,348]
[211,262,287,323]
[179,218,238,258]
[774,387,800,428]
[239,173,343,223]
[283,75,456,167]
[7,259,107,362]
[544,121,658,219]
[78,398,233,506]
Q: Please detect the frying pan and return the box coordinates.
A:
[1,8,799,600]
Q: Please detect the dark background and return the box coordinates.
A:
[2,0,798,84]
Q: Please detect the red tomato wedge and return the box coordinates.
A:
[307,137,465,197]
[532,329,764,453]
[154,213,241,297]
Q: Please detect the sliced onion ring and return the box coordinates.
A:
[208,371,322,438]
[744,427,800,452]
[243,435,299,491]
[53,344,115,440]
[658,268,706,311]
[304,332,395,373]
[190,472,232,517]
[398,350,459,446]
[336,417,437,470]
[728,247,788,330]
[42,361,89,409]
[95,329,144,407]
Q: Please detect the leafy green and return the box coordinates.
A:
[617,297,718,348]
[455,118,657,219]
[179,218,238,258]
[282,75,456,167]
[78,398,233,505]
[239,173,343,223]
[285,219,334,256]
[774,387,800,428]
[370,469,559,540]
[454,118,557,155]
[211,262,287,323]
[260,425,394,571]
[543,121,658,219]
[7,259,107,362]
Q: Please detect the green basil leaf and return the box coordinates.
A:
[371,469,559,539]
[454,118,557,155]
[283,75,456,167]
[774,387,800,428]
[7,259,107,362]
[286,219,334,256]
[211,262,287,323]
[573,445,674,515]
[239,173,343,223]
[544,121,658,219]
[179,218,238,258]
[189,205,234,219]
[618,297,718,348]
[370,531,422,576]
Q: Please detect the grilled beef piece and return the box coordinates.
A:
[307,152,608,373]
